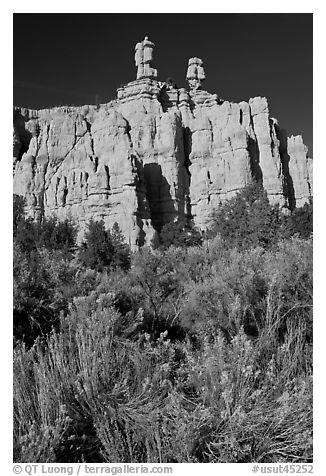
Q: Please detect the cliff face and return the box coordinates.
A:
[13,39,312,248]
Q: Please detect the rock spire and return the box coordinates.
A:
[186,57,206,90]
[134,36,158,80]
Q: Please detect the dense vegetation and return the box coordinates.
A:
[13,185,313,463]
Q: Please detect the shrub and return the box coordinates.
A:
[13,244,56,345]
[13,194,26,236]
[207,182,283,250]
[13,299,177,462]
[36,216,77,254]
[14,313,312,463]
[129,248,189,337]
[207,184,313,250]
[257,238,313,373]
[13,194,37,254]
[179,246,267,340]
[178,237,312,348]
[14,194,78,255]
[78,220,131,271]
[166,329,312,462]
[109,222,132,270]
[159,219,203,250]
[78,219,112,271]
[283,198,313,239]
[13,245,80,346]
[12,195,313,463]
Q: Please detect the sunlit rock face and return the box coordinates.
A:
[13,39,312,248]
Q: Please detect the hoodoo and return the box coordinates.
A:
[13,37,313,248]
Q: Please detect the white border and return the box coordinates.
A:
[2,3,324,474]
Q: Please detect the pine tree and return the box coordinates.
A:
[78,220,131,271]
[207,182,283,250]
[109,222,131,271]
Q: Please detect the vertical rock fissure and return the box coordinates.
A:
[104,165,110,198]
[247,107,263,183]
[274,124,296,210]
[182,126,192,220]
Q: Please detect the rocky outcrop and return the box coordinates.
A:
[13,37,312,248]
[287,135,313,207]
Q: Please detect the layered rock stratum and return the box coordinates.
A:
[13,37,313,248]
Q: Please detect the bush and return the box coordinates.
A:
[207,183,313,250]
[159,219,203,249]
[13,194,26,236]
[13,195,77,255]
[179,246,267,341]
[283,198,313,239]
[258,238,313,372]
[13,245,80,346]
[13,298,177,462]
[12,193,313,463]
[109,222,132,270]
[178,237,312,348]
[14,195,38,253]
[128,248,188,338]
[13,244,56,345]
[78,220,131,272]
[36,216,77,254]
[207,182,283,250]
[14,304,312,463]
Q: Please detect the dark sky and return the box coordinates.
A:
[13,13,313,155]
